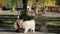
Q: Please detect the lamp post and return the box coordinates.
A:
[17,10,20,19]
[17,0,20,19]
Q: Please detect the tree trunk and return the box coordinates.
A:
[22,0,28,16]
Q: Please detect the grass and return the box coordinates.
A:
[0,10,17,15]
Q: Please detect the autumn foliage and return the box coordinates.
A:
[0,0,4,7]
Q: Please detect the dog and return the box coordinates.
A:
[22,19,35,33]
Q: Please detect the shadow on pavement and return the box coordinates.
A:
[0,29,24,33]
[0,29,14,32]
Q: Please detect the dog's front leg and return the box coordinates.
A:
[24,28,29,33]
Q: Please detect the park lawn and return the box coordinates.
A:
[0,10,17,15]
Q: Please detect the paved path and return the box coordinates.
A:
[0,32,57,34]
[0,29,57,34]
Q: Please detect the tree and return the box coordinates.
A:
[37,0,56,32]
[38,0,56,14]
[21,0,28,16]
[56,0,60,5]
[10,0,17,12]
[0,0,4,7]
[27,0,35,6]
[3,0,17,12]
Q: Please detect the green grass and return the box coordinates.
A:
[0,10,17,15]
